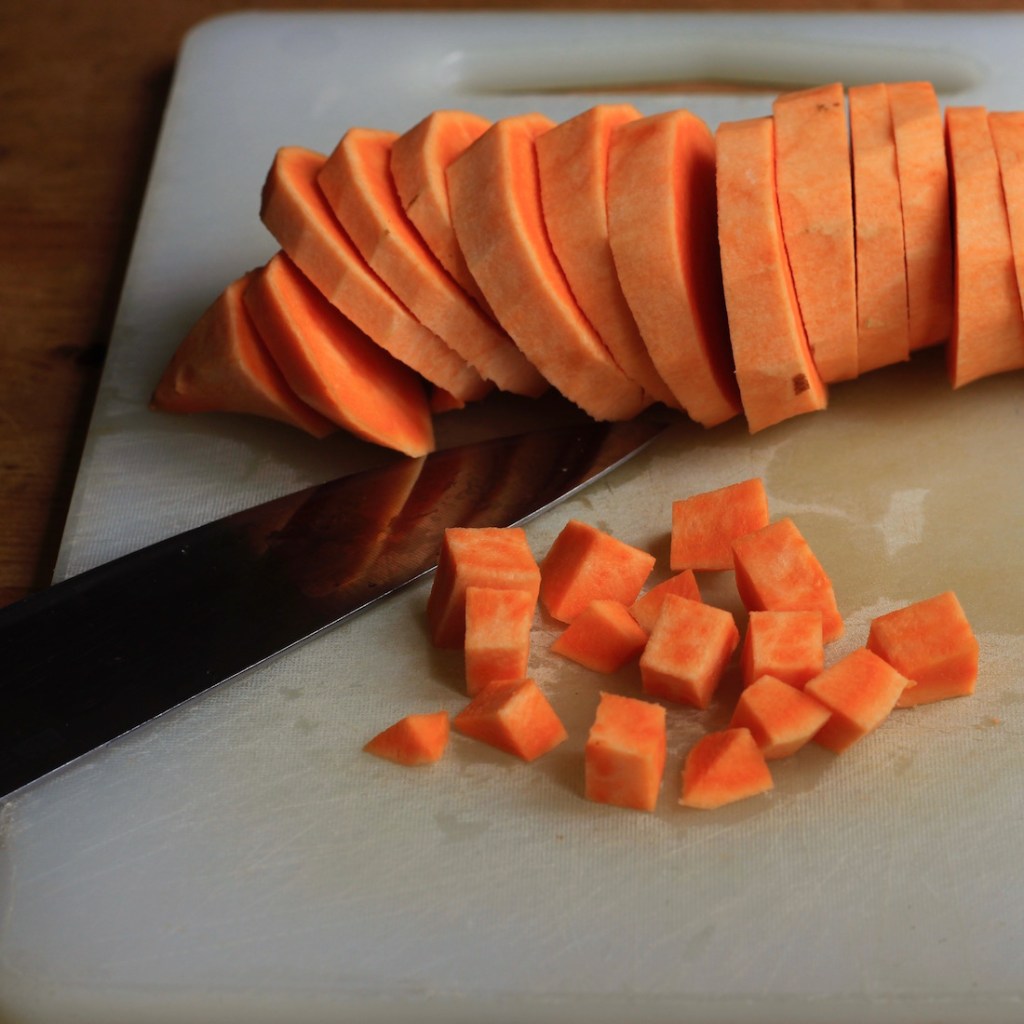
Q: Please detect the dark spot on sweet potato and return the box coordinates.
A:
[793,373,810,395]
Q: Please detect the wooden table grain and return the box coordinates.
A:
[1,0,1019,609]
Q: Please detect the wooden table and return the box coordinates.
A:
[2,0,1019,609]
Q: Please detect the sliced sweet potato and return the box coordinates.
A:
[680,728,774,810]
[945,106,1024,386]
[319,127,546,398]
[151,272,335,438]
[259,145,491,404]
[866,591,978,707]
[242,253,434,457]
[715,116,828,433]
[629,570,701,634]
[670,477,770,571]
[536,103,676,406]
[729,674,831,759]
[585,691,666,812]
[464,586,536,696]
[849,83,911,373]
[364,711,450,766]
[989,110,1024,331]
[772,83,859,383]
[741,609,824,690]
[453,677,567,762]
[447,113,649,421]
[888,81,954,351]
[607,109,741,426]
[390,109,494,310]
[551,599,649,673]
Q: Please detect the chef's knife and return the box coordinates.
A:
[0,419,666,799]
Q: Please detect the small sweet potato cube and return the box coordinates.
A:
[585,692,666,812]
[639,595,739,708]
[867,591,979,707]
[671,477,770,570]
[464,586,535,695]
[732,517,844,643]
[741,609,824,689]
[629,569,701,634]
[729,674,832,759]
[680,728,774,809]
[805,647,912,753]
[364,711,450,766]
[539,519,656,623]
[453,678,567,762]
[426,527,540,648]
[551,599,649,673]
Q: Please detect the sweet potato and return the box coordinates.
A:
[551,599,649,673]
[680,728,773,810]
[364,712,450,766]
[670,477,770,571]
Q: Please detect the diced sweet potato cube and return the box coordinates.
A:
[680,728,774,809]
[729,674,832,759]
[741,609,824,689]
[585,692,666,812]
[867,591,979,707]
[670,477,770,570]
[639,595,739,708]
[453,678,567,762]
[551,599,649,673]
[629,570,701,634]
[805,647,912,753]
[539,519,655,623]
[732,517,844,643]
[464,587,535,695]
[427,527,541,648]
[364,711,450,766]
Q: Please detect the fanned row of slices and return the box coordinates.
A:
[152,81,1024,455]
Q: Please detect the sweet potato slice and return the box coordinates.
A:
[536,104,675,406]
[741,610,824,690]
[772,83,859,383]
[259,145,490,404]
[151,272,335,438]
[551,599,649,673]
[629,570,701,634]
[607,110,740,425]
[464,586,536,695]
[243,253,434,457]
[888,81,954,351]
[390,109,493,311]
[680,728,773,810]
[988,110,1024,332]
[849,83,911,373]
[447,113,648,421]
[319,127,546,398]
[670,477,770,571]
[729,675,831,760]
[364,711,450,766]
[585,692,666,812]
[716,116,828,433]
[945,106,1024,386]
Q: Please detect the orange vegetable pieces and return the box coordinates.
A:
[150,272,335,438]
[772,83,859,383]
[639,595,739,709]
[537,104,676,407]
[585,692,666,812]
[629,570,701,635]
[680,728,773,810]
[988,111,1024,333]
[390,109,494,311]
[945,106,1024,386]
[447,113,648,422]
[427,527,541,649]
[740,610,824,690]
[732,517,844,644]
[259,145,490,405]
[243,253,434,457]
[670,477,770,571]
[848,83,911,374]
[319,127,543,398]
[867,591,979,707]
[888,82,954,351]
[715,116,827,433]
[729,675,831,760]
[453,678,567,762]
[539,519,656,624]
[364,711,450,766]
[607,110,741,426]
[464,586,535,696]
[804,647,911,753]
[551,599,649,674]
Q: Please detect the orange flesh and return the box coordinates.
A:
[670,477,770,571]
[740,609,825,689]
[629,570,701,634]
[464,586,536,696]
[989,110,1024,342]
[551,599,650,674]
[453,678,568,762]
[729,674,832,759]
[680,728,774,810]
[364,711,450,766]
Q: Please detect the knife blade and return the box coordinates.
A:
[0,419,666,799]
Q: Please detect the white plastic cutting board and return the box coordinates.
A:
[2,12,1023,1023]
